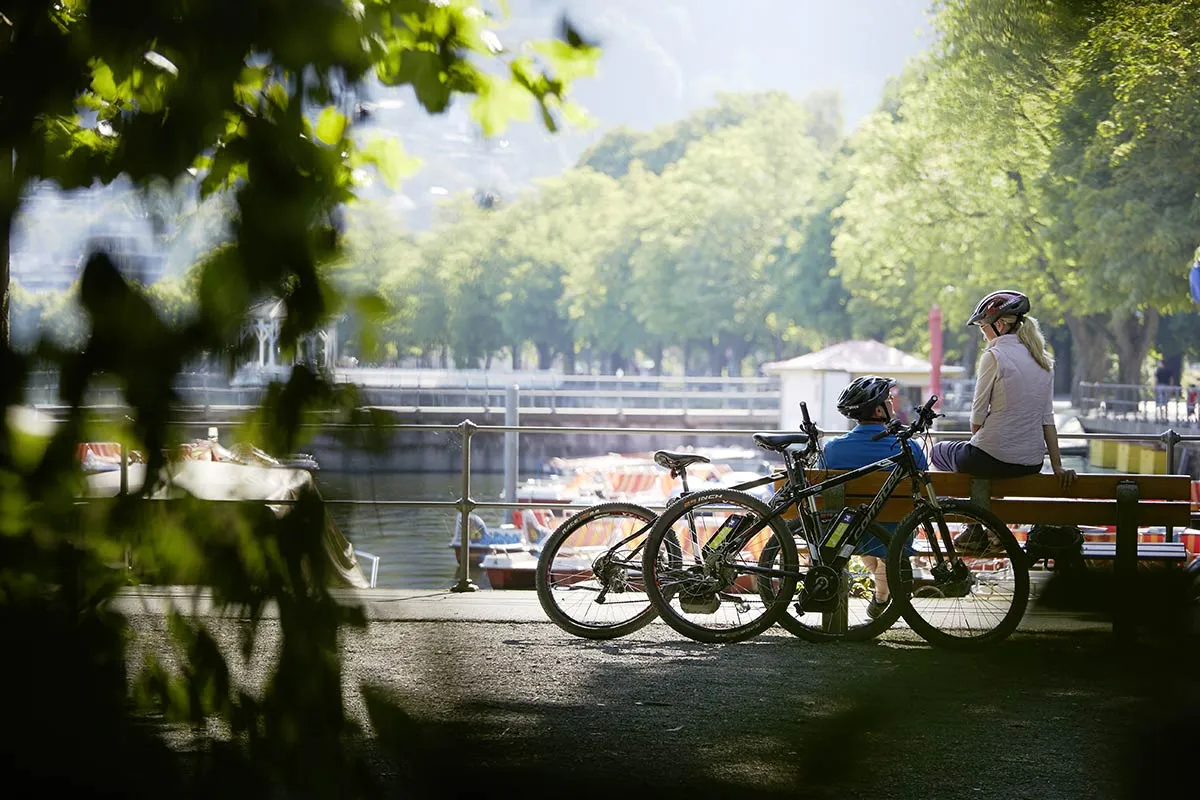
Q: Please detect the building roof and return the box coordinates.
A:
[761,339,965,376]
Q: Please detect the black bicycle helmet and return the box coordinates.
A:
[966,289,1030,329]
[837,375,897,420]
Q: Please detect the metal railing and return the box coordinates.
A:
[304,420,1200,587]
[25,370,783,416]
[102,415,1200,590]
[355,550,381,589]
[1079,382,1200,428]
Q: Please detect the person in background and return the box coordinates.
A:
[930,289,1076,552]
[1187,384,1198,422]
[824,375,928,619]
[1155,359,1171,419]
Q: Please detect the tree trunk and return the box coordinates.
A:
[961,334,979,379]
[648,342,663,376]
[1064,313,1112,404]
[1046,324,1073,396]
[563,346,576,375]
[707,340,722,376]
[1111,308,1160,387]
[536,342,553,370]
[607,351,622,374]
[510,342,519,371]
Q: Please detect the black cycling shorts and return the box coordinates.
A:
[930,440,1042,478]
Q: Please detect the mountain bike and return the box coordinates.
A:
[640,397,1030,649]
[535,450,781,640]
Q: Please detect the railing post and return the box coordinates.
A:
[1163,429,1180,543]
[504,385,519,504]
[120,442,132,571]
[119,443,128,497]
[1113,480,1139,642]
[451,420,480,593]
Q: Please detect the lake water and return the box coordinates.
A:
[316,453,1096,590]
[317,471,510,590]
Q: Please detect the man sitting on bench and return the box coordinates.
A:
[824,375,928,619]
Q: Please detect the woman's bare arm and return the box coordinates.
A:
[1043,424,1076,488]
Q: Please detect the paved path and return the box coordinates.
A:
[111,585,1118,631]
[115,586,1198,800]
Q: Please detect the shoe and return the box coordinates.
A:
[866,597,889,620]
[952,525,1005,556]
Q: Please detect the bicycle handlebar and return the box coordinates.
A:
[869,395,942,442]
[798,401,822,446]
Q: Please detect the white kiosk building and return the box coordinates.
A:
[762,340,965,432]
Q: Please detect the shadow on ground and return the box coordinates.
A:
[354,625,1198,800]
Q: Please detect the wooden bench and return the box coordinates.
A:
[800,469,1193,639]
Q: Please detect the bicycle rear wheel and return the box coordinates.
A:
[535,502,660,640]
[642,488,797,644]
[886,499,1029,650]
[765,520,903,642]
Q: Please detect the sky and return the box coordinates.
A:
[522,0,937,133]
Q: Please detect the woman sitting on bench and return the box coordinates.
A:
[931,290,1076,550]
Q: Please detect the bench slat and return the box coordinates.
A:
[909,540,1187,559]
[800,470,1191,500]
[989,499,1191,527]
[801,498,1191,526]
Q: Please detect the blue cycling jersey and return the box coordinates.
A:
[822,423,927,556]
[823,423,928,472]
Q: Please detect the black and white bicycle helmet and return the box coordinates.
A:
[837,375,897,420]
[966,289,1030,329]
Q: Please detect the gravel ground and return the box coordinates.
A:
[122,613,1200,800]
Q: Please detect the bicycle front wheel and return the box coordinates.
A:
[886,499,1029,650]
[642,489,797,644]
[535,502,660,640]
[767,520,903,643]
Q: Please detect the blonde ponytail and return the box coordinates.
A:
[1010,314,1054,372]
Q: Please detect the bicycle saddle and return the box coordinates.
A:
[653,450,711,472]
[752,432,809,452]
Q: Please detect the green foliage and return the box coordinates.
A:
[1,0,597,792]
[834,0,1200,383]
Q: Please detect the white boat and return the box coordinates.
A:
[79,439,371,588]
[479,548,541,590]
[459,509,563,589]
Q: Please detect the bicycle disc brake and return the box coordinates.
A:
[929,560,974,599]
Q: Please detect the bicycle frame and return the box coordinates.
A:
[569,468,791,603]
[713,430,954,585]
